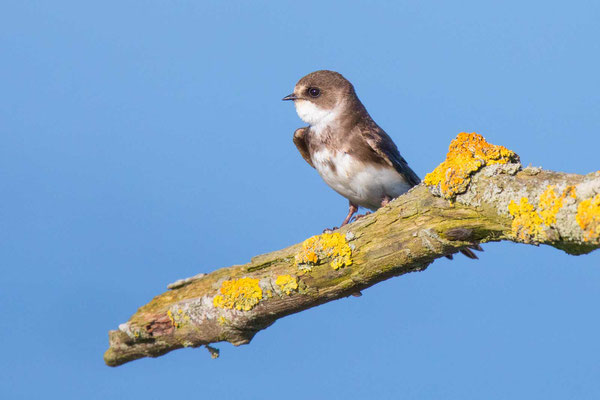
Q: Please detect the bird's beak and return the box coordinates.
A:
[282,93,298,101]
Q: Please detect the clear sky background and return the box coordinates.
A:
[2,1,600,399]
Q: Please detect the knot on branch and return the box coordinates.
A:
[424,132,520,200]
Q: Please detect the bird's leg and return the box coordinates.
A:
[341,202,359,227]
[350,196,391,224]
[323,202,359,233]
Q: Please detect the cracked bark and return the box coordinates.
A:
[104,142,600,367]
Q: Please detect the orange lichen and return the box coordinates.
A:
[538,185,561,226]
[576,194,600,242]
[275,274,299,295]
[424,132,519,199]
[538,186,560,226]
[213,277,263,311]
[508,186,577,243]
[564,185,577,199]
[508,197,545,242]
[295,232,353,271]
[538,185,577,226]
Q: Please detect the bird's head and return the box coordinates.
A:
[283,70,358,126]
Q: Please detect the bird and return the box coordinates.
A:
[283,70,478,259]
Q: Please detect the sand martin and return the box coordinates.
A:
[283,70,478,259]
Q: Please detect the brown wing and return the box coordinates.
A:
[357,122,421,187]
[293,127,314,168]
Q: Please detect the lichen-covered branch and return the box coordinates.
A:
[104,133,600,367]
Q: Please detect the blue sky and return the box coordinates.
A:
[2,1,600,399]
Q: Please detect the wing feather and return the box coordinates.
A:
[292,127,314,168]
[357,123,421,187]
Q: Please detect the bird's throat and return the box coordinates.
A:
[294,99,343,129]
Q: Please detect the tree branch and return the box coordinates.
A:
[104,133,600,367]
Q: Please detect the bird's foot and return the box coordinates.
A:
[322,227,339,234]
[350,212,371,223]
[380,196,392,207]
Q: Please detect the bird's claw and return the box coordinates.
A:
[350,212,371,223]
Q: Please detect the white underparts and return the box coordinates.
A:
[295,98,411,209]
[311,148,412,210]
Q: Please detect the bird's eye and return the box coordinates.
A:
[308,87,321,98]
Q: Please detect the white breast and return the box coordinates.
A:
[312,148,412,210]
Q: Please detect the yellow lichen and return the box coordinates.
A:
[167,309,175,327]
[213,277,263,311]
[508,197,545,242]
[538,185,563,226]
[424,132,519,199]
[217,316,227,325]
[538,185,577,226]
[576,194,600,242]
[275,274,299,295]
[508,186,577,243]
[295,232,353,271]
[167,308,190,328]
